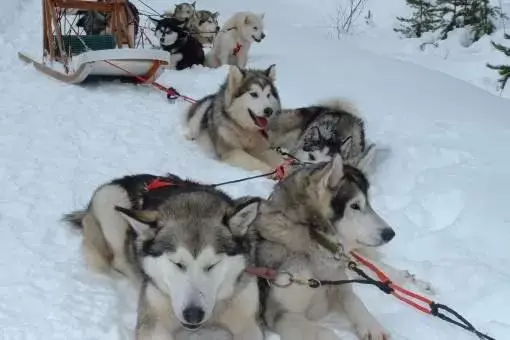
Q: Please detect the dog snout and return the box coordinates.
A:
[216,26,220,32]
[263,107,273,117]
[380,228,395,242]
[183,305,205,325]
[261,33,266,40]
[160,37,165,44]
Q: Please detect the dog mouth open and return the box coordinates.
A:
[248,109,268,129]
[182,322,202,331]
[252,35,263,42]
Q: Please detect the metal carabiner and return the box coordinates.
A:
[272,271,294,288]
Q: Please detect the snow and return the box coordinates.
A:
[1,0,510,339]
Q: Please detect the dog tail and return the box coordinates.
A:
[62,209,88,230]
[314,97,362,118]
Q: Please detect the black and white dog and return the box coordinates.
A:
[150,17,204,70]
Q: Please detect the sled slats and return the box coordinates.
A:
[55,35,117,56]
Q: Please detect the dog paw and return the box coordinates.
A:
[183,130,196,141]
[356,322,390,340]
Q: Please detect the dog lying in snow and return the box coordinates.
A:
[206,11,266,69]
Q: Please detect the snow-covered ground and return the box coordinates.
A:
[1,0,510,339]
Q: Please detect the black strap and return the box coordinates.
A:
[430,303,495,340]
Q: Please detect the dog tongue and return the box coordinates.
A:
[255,116,268,128]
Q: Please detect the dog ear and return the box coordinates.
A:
[340,136,353,159]
[115,206,159,240]
[259,13,265,20]
[356,143,376,173]
[310,126,321,141]
[227,65,245,90]
[227,198,261,236]
[318,153,344,189]
[264,64,276,81]
[212,11,219,19]
[191,1,196,8]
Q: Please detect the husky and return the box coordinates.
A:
[205,12,266,69]
[267,99,376,170]
[163,1,196,22]
[185,64,285,173]
[151,17,205,70]
[63,173,264,339]
[254,155,433,340]
[76,0,139,41]
[187,10,220,45]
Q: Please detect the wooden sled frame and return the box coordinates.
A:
[19,0,171,84]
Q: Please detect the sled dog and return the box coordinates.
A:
[187,10,220,45]
[255,155,432,340]
[163,1,196,22]
[185,64,284,172]
[76,1,139,42]
[151,17,205,70]
[63,173,263,339]
[267,98,376,169]
[205,12,266,69]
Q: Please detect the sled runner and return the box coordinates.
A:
[18,0,171,84]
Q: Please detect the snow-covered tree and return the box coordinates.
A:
[487,33,510,92]
[394,0,440,38]
[436,0,504,41]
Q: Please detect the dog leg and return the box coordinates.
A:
[221,149,274,172]
[231,320,263,340]
[335,285,389,340]
[136,322,174,340]
[274,313,339,340]
[254,149,285,169]
[236,48,248,69]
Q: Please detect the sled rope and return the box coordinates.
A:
[309,230,495,340]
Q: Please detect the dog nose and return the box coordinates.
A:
[381,228,395,242]
[160,37,165,43]
[261,33,266,40]
[183,306,205,325]
[263,107,273,117]
[216,26,220,32]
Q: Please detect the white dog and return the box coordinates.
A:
[205,11,266,69]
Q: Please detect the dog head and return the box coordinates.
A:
[274,154,394,251]
[150,17,187,47]
[173,1,196,21]
[223,64,280,132]
[238,12,266,43]
[116,193,260,330]
[293,127,355,164]
[189,10,220,37]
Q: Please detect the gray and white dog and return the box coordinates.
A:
[63,173,263,340]
[267,99,375,169]
[187,10,220,45]
[255,155,433,340]
[163,1,196,22]
[185,64,284,173]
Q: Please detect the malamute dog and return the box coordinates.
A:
[185,64,284,172]
[63,173,264,339]
[187,10,221,45]
[255,155,431,339]
[163,1,196,22]
[76,0,140,41]
[206,12,266,69]
[267,99,376,169]
[151,17,205,70]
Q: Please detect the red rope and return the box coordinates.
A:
[350,251,433,314]
[101,60,196,104]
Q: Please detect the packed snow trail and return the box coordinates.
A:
[1,0,510,339]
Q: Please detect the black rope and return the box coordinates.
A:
[134,0,162,17]
[430,303,495,340]
[211,170,277,187]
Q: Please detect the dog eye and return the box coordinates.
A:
[253,26,258,30]
[172,261,186,271]
[350,203,361,210]
[205,261,220,272]
[250,92,258,98]
[308,153,316,161]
